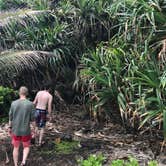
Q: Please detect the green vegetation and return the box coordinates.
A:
[0,0,49,10]
[0,86,17,116]
[27,0,50,10]
[0,11,63,51]
[55,140,79,154]
[111,157,139,166]
[111,157,158,166]
[78,155,158,166]
[148,161,158,166]
[78,154,105,166]
[78,0,166,138]
[0,0,25,10]
[0,0,166,139]
[38,140,80,155]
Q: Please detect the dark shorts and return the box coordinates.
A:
[35,109,47,128]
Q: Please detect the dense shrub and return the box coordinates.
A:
[0,86,17,116]
[78,0,166,138]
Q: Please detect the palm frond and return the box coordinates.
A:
[0,50,58,83]
[0,9,59,51]
[0,9,52,28]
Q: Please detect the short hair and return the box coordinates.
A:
[19,86,28,96]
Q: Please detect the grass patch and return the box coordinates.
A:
[38,140,80,156]
[55,140,80,154]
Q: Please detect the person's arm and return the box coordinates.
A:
[8,103,13,134]
[30,105,36,136]
[48,95,53,115]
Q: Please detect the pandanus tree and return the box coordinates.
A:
[79,0,166,139]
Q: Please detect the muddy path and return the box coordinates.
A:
[0,105,166,166]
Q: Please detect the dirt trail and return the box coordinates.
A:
[0,105,166,166]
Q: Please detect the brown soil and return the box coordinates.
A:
[0,105,166,166]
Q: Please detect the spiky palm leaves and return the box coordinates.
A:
[0,0,27,10]
[0,8,68,88]
[118,61,166,129]
[114,0,166,137]
[0,0,90,94]
[0,10,62,51]
[0,0,50,10]
[80,39,166,137]
[56,0,114,46]
[106,0,166,54]
[0,2,59,87]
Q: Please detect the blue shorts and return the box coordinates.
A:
[35,109,48,128]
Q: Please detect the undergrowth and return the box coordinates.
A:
[55,140,79,154]
[78,154,158,166]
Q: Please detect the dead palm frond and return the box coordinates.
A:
[0,50,61,85]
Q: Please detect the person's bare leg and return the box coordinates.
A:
[5,151,10,164]
[21,147,30,165]
[13,147,19,166]
[39,128,45,145]
[35,127,39,144]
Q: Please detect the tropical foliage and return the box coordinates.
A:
[0,0,166,138]
[78,154,105,166]
[0,86,17,116]
[78,0,166,138]
[111,157,158,166]
[78,154,158,166]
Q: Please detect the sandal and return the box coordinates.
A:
[38,141,45,147]
[36,141,45,147]
[5,153,10,165]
